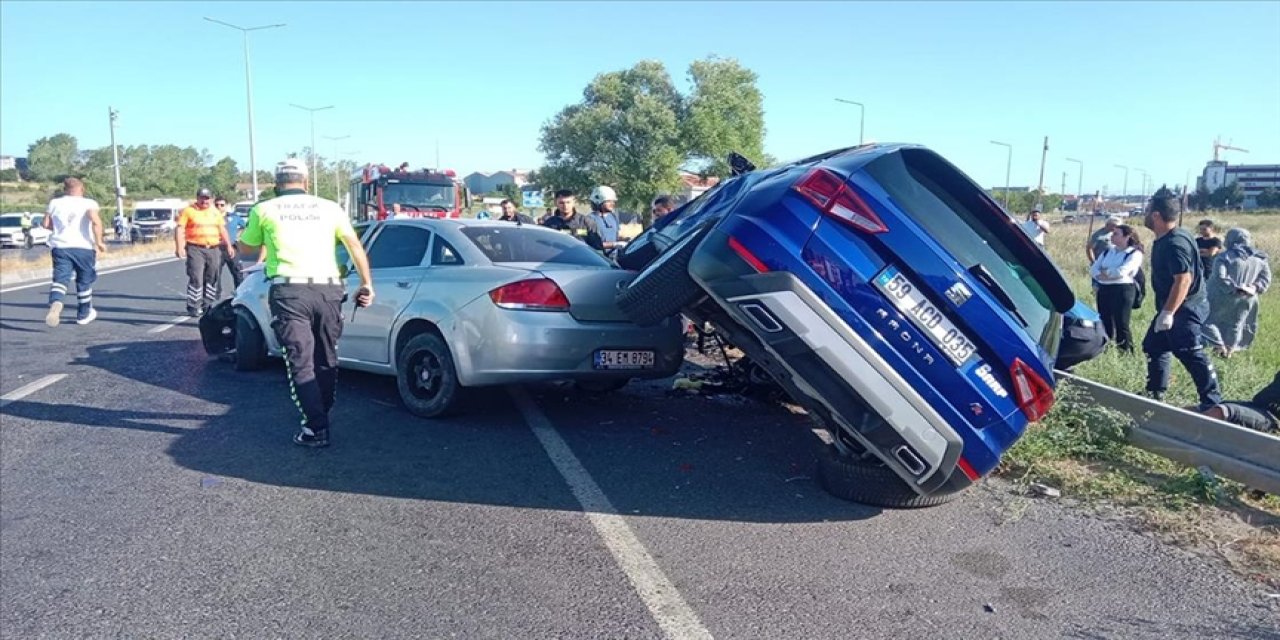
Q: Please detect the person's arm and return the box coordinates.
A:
[1089,253,1108,281]
[219,225,235,258]
[88,206,105,252]
[174,209,188,258]
[1115,249,1143,280]
[237,207,262,256]
[339,227,374,307]
[1256,259,1272,296]
[42,207,53,230]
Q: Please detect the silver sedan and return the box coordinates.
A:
[224,218,685,417]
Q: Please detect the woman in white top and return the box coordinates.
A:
[1089,224,1145,353]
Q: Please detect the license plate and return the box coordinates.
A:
[873,266,978,365]
[594,349,655,369]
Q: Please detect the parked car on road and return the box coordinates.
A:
[130,198,186,243]
[615,145,1077,508]
[205,218,684,417]
[0,213,51,248]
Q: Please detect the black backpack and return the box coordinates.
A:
[1132,265,1147,309]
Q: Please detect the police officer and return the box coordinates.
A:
[176,187,235,316]
[238,159,374,448]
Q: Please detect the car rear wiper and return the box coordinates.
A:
[967,263,1028,327]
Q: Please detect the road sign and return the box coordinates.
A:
[522,189,544,208]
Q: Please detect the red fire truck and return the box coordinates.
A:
[348,163,470,222]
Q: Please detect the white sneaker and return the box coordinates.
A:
[75,308,98,325]
[45,301,63,327]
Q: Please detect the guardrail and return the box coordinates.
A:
[1056,371,1280,495]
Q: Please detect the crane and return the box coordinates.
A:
[1213,136,1248,162]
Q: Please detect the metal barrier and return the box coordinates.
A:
[1056,371,1280,495]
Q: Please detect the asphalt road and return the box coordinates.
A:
[1,261,1277,639]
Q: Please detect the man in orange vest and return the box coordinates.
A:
[176,187,236,316]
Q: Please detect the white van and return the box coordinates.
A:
[130,198,187,242]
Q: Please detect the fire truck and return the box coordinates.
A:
[348,163,470,222]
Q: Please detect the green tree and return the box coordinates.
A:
[1208,182,1244,209]
[538,60,686,211]
[201,157,240,200]
[26,133,80,182]
[681,56,766,176]
[1254,187,1280,208]
[0,168,18,182]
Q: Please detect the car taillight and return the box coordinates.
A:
[489,278,570,311]
[793,168,888,234]
[1010,358,1054,422]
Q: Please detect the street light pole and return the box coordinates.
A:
[323,134,350,201]
[1134,168,1148,204]
[834,98,865,145]
[1065,157,1084,210]
[991,140,1013,209]
[1114,164,1129,209]
[204,17,285,201]
[290,103,334,193]
[108,108,125,226]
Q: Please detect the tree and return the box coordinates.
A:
[1255,187,1280,209]
[681,57,766,176]
[538,60,686,211]
[26,133,80,182]
[0,169,18,182]
[202,157,240,200]
[1189,185,1211,211]
[1208,182,1244,209]
[496,182,522,207]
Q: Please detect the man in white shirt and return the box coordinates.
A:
[42,177,106,326]
[1021,208,1050,247]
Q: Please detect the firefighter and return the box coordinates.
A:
[543,188,602,248]
[587,185,621,253]
[175,187,235,316]
[237,159,374,448]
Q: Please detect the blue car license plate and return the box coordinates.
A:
[594,350,655,370]
[873,266,978,366]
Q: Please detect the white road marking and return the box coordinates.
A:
[0,374,68,408]
[147,315,192,334]
[508,387,713,640]
[0,257,177,294]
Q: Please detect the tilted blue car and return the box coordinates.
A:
[616,145,1077,508]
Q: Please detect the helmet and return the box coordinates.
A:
[589,185,617,206]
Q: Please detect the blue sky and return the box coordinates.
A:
[2,1,1278,196]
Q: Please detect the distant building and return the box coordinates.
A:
[679,172,719,202]
[0,155,15,171]
[1198,161,1280,209]
[463,169,530,195]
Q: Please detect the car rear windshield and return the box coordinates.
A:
[134,209,173,221]
[864,149,1066,350]
[460,226,610,267]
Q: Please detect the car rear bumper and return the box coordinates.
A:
[450,301,685,386]
[690,236,972,496]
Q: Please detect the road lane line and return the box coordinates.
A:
[147,315,193,334]
[0,257,177,294]
[509,387,713,640]
[0,374,68,408]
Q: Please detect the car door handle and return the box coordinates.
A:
[396,281,412,289]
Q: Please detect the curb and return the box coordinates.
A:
[0,251,174,288]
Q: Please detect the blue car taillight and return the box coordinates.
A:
[1010,358,1054,421]
[793,168,888,234]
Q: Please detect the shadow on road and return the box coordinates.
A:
[53,338,882,524]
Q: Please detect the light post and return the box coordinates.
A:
[204,17,285,201]
[323,134,350,201]
[1134,168,1148,204]
[1065,157,1083,211]
[1114,164,1129,209]
[990,140,1012,209]
[290,103,334,193]
[108,108,126,229]
[834,98,865,145]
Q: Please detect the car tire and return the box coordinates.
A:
[816,441,963,509]
[616,224,712,327]
[575,378,630,394]
[233,308,268,372]
[397,333,461,418]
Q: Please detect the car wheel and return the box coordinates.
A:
[397,333,461,418]
[233,308,268,371]
[816,441,963,509]
[575,378,630,394]
[616,224,713,327]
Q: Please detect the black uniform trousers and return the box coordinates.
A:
[185,245,222,314]
[216,245,245,298]
[1142,298,1222,410]
[1095,283,1136,352]
[269,283,345,434]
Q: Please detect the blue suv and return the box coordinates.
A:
[616,145,1076,508]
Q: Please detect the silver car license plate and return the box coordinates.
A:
[594,350,655,369]
[873,266,978,365]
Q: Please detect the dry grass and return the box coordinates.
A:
[999,209,1280,586]
[0,240,171,275]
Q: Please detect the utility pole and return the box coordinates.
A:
[1065,157,1084,202]
[1061,171,1067,208]
[990,140,1013,210]
[205,18,285,201]
[834,98,866,145]
[1134,168,1148,204]
[290,103,334,193]
[108,107,125,227]
[1114,164,1129,208]
[1035,136,1049,211]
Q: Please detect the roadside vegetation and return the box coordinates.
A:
[998,209,1280,586]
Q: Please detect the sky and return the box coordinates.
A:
[2,1,1278,196]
